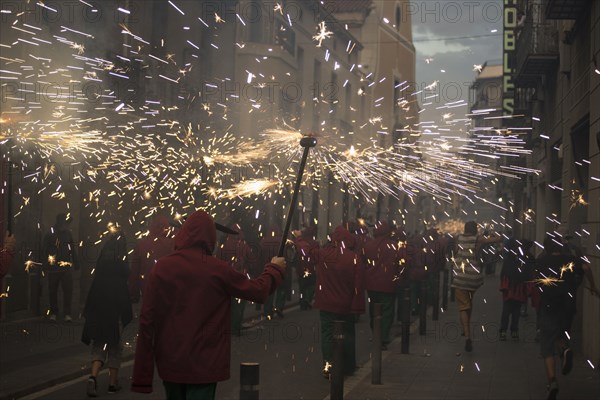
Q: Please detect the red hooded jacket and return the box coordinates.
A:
[363,222,401,293]
[313,227,365,315]
[131,211,285,392]
[128,216,174,302]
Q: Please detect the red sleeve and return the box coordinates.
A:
[131,265,159,394]
[225,263,285,303]
[0,249,14,279]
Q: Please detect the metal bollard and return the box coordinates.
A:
[240,363,259,400]
[372,303,382,385]
[432,271,440,321]
[401,286,411,354]
[331,320,345,400]
[442,268,449,311]
[419,281,427,336]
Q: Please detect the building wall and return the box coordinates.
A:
[527,2,600,363]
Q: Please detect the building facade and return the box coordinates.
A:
[508,0,600,363]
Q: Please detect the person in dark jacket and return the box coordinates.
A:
[82,226,132,397]
[535,236,599,400]
[42,213,79,322]
[261,226,291,319]
[128,215,174,304]
[216,224,254,335]
[0,232,16,320]
[313,226,365,378]
[131,211,286,400]
[363,221,402,349]
[292,225,319,310]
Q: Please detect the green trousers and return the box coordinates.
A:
[231,298,246,335]
[320,311,356,375]
[367,291,396,345]
[163,381,217,400]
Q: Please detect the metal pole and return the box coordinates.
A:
[330,320,344,400]
[442,268,449,311]
[419,281,427,336]
[6,141,13,234]
[401,286,410,354]
[372,303,382,385]
[432,271,440,321]
[278,136,317,257]
[240,362,259,400]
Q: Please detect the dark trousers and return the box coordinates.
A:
[319,311,356,375]
[299,275,315,309]
[500,299,523,332]
[48,269,73,316]
[163,381,217,400]
[265,274,292,316]
[367,291,396,345]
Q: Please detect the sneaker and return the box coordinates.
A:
[499,331,507,341]
[511,331,519,340]
[108,383,122,394]
[561,348,573,375]
[64,315,73,322]
[49,314,57,322]
[546,378,558,400]
[86,377,97,397]
[465,338,473,352]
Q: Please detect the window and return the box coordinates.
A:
[395,6,401,31]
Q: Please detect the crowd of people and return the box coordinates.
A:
[1,212,598,400]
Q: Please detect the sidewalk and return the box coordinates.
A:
[338,275,599,400]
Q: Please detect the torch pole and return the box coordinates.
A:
[277,137,317,257]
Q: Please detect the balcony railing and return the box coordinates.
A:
[545,0,588,20]
[515,19,559,87]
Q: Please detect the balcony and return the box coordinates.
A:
[515,20,559,87]
[545,0,588,20]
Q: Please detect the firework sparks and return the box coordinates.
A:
[313,22,333,47]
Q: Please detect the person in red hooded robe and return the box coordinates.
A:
[0,232,16,319]
[363,221,403,349]
[128,215,174,304]
[216,224,254,335]
[314,226,365,378]
[131,211,286,400]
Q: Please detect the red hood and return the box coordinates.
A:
[174,211,216,254]
[373,221,392,238]
[149,215,170,237]
[332,226,355,249]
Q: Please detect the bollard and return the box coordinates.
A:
[442,268,449,311]
[432,271,440,321]
[372,303,382,385]
[240,363,259,400]
[401,286,411,354]
[330,320,345,400]
[419,281,427,336]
